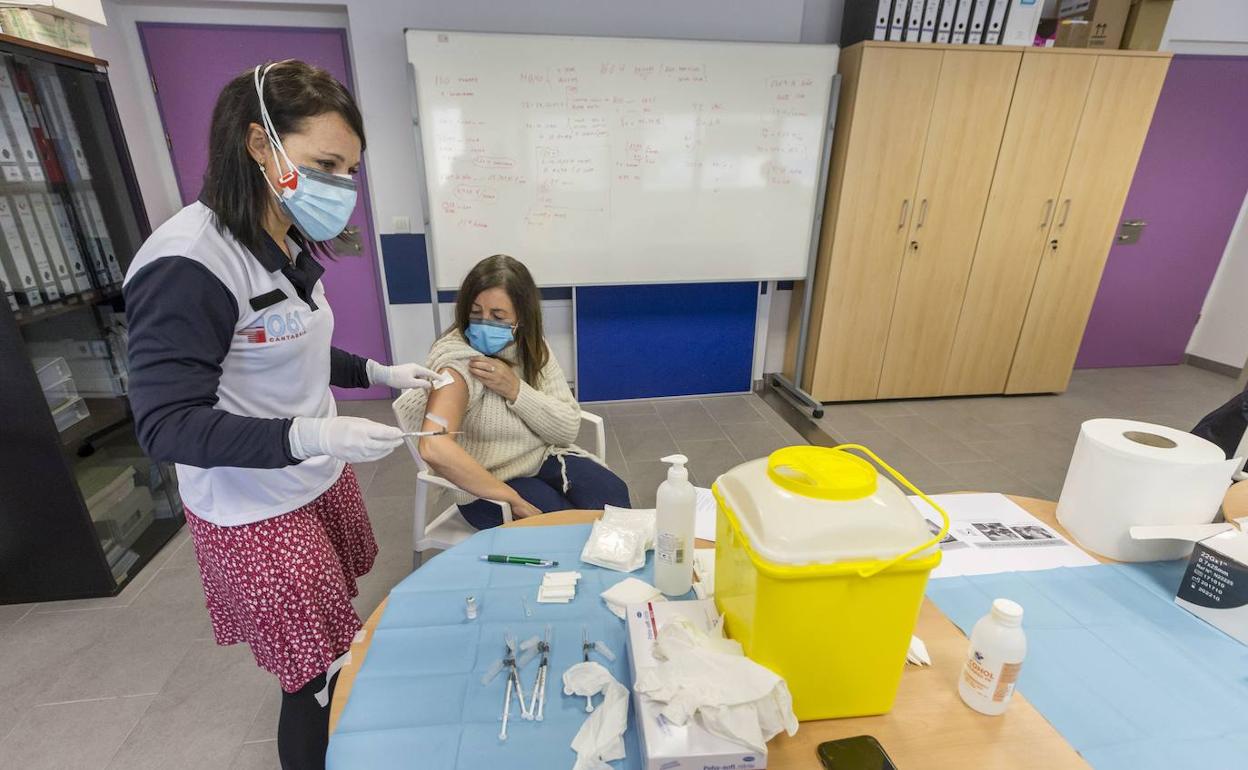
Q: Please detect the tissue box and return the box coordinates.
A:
[625,598,766,770]
[1175,529,1248,645]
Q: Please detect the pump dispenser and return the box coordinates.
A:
[655,454,696,596]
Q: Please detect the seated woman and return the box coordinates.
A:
[418,254,630,528]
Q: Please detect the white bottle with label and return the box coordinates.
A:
[958,598,1026,716]
[654,453,695,597]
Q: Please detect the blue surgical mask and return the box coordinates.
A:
[254,64,358,242]
[465,320,515,356]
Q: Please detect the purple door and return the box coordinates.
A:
[138,22,391,399]
[1076,55,1248,369]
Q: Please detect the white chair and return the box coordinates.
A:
[393,388,607,566]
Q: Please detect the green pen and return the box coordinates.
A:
[480,554,559,567]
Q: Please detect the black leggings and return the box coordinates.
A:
[278,670,338,770]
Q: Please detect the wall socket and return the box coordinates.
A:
[391,215,411,233]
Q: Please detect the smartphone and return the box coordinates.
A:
[816,735,898,770]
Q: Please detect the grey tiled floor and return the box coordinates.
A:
[0,365,1238,768]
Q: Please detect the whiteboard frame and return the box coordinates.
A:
[770,73,842,418]
[404,28,838,291]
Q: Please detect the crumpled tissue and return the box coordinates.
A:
[562,661,629,770]
[580,519,646,573]
[600,577,664,620]
[633,616,798,754]
[602,505,657,551]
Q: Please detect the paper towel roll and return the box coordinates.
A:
[1056,419,1240,562]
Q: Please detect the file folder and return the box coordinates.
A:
[985,0,1010,43]
[30,192,80,295]
[1001,0,1044,46]
[12,194,60,301]
[49,195,93,292]
[0,61,42,182]
[921,0,943,42]
[968,0,992,44]
[889,0,910,41]
[0,196,40,305]
[952,0,974,43]
[906,0,925,40]
[937,0,959,42]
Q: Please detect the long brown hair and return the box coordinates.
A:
[454,255,547,386]
[200,59,366,259]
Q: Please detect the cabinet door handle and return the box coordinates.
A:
[1058,199,1072,228]
[1040,199,1054,228]
[916,198,929,228]
[909,240,920,257]
[898,199,910,230]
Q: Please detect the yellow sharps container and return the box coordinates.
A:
[712,444,950,721]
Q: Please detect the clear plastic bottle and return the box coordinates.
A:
[654,453,695,596]
[958,598,1026,716]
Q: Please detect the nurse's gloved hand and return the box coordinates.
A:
[288,416,404,463]
[366,360,440,390]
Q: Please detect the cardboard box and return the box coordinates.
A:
[1176,529,1248,646]
[1056,18,1091,48]
[1059,0,1131,48]
[0,8,94,55]
[1122,0,1173,50]
[625,599,766,770]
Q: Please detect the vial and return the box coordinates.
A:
[465,595,478,620]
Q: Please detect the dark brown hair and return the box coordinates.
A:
[454,255,548,386]
[200,59,365,259]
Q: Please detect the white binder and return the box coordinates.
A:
[952,0,974,44]
[0,106,20,182]
[968,0,992,44]
[83,191,123,284]
[30,192,80,295]
[937,0,959,42]
[921,0,943,42]
[35,67,91,182]
[1001,0,1044,46]
[906,0,925,40]
[49,196,92,292]
[0,64,43,182]
[71,191,111,286]
[0,196,40,305]
[12,194,59,301]
[874,0,895,40]
[889,0,910,41]
[985,0,1010,44]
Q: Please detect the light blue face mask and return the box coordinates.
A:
[254,64,358,243]
[465,319,515,356]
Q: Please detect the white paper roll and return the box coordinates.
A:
[1057,419,1239,562]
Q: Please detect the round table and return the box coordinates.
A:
[330,496,1097,769]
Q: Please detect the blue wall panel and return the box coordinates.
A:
[379,233,431,304]
[576,282,757,401]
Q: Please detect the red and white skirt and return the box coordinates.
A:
[185,465,377,693]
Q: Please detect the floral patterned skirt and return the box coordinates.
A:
[185,465,377,693]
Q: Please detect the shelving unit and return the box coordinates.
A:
[0,35,183,604]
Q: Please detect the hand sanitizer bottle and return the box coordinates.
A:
[958,598,1026,716]
[655,453,695,597]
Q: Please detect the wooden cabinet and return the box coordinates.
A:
[792,43,1170,403]
[877,49,1020,399]
[943,52,1098,395]
[802,45,941,401]
[1005,55,1170,393]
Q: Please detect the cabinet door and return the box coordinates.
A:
[805,46,942,401]
[876,49,1020,399]
[942,52,1097,396]
[1006,55,1169,394]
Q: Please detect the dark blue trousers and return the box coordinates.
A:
[459,454,630,530]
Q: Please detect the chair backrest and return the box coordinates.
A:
[393,389,431,474]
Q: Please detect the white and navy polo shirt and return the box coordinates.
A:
[124,201,372,526]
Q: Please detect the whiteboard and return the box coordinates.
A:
[405,30,838,289]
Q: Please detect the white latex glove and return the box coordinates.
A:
[563,662,628,770]
[366,359,439,390]
[633,617,798,754]
[288,416,403,463]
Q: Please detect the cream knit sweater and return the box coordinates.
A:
[417,332,593,504]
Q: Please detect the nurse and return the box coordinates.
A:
[124,60,432,769]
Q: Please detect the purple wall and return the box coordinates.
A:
[137,23,392,399]
[1076,56,1248,369]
